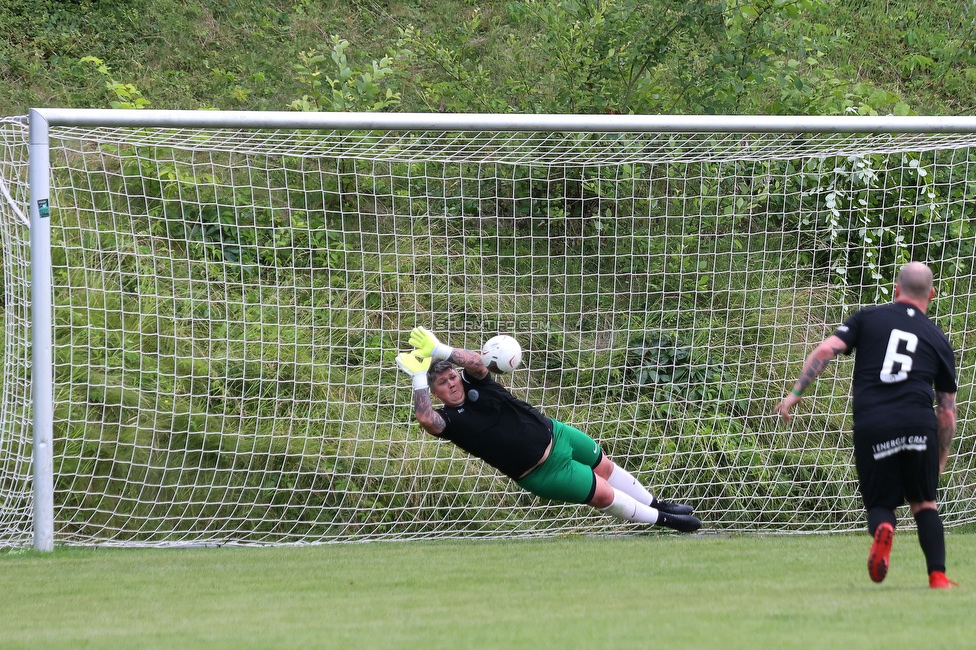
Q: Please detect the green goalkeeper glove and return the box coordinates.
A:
[408,326,453,360]
[396,351,432,391]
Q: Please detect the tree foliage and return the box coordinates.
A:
[1,0,974,116]
[289,36,411,113]
[396,0,927,116]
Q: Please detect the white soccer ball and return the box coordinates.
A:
[481,335,522,373]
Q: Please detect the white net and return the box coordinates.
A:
[0,117,33,548]
[2,117,975,547]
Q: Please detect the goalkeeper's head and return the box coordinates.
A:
[427,359,465,406]
[427,359,456,384]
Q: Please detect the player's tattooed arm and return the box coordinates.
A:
[775,334,848,422]
[935,390,957,474]
[414,389,446,436]
[795,336,848,393]
[448,348,490,380]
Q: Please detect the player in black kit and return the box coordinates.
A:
[774,262,958,588]
[396,326,702,533]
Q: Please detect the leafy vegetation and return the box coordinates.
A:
[1,0,974,116]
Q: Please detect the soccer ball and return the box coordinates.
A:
[481,335,522,373]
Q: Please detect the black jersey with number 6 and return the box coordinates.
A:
[833,302,957,434]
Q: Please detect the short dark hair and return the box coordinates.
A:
[427,359,456,384]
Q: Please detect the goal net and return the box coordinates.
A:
[0,117,33,548]
[3,112,975,547]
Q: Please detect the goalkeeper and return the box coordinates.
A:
[396,326,701,533]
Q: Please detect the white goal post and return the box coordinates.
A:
[4,109,976,550]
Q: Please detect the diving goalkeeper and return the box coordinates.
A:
[396,326,701,533]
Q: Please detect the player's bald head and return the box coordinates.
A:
[896,262,934,301]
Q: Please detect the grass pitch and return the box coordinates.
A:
[2,532,974,649]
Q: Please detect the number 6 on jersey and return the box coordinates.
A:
[880,328,917,383]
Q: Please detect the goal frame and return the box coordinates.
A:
[27,108,976,551]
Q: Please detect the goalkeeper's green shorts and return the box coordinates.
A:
[515,419,602,505]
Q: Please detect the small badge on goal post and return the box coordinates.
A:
[37,199,50,219]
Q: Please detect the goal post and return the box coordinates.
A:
[28,110,54,551]
[7,109,976,548]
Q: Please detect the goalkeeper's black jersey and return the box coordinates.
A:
[436,371,553,479]
[833,301,957,434]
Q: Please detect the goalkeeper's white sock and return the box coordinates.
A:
[607,463,654,505]
[601,488,659,524]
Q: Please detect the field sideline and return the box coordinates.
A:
[2,532,974,649]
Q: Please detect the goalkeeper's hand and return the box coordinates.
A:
[396,351,432,391]
[408,326,453,360]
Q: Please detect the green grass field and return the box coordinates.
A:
[2,532,974,649]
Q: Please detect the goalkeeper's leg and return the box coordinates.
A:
[600,458,695,515]
[597,483,701,533]
[515,427,700,533]
[553,419,696,516]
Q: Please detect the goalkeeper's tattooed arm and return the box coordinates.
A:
[445,348,490,380]
[414,388,446,436]
[397,349,448,435]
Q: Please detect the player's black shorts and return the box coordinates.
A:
[853,426,939,509]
